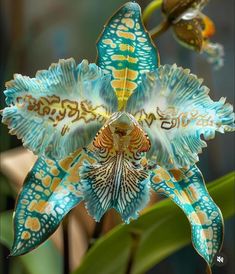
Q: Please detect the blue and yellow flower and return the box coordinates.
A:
[1,2,234,272]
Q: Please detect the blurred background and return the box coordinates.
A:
[0,0,234,274]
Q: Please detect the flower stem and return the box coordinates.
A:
[149,19,170,38]
[143,0,163,25]
[125,231,141,274]
[88,216,105,250]
[63,215,70,274]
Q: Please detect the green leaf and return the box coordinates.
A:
[0,210,62,274]
[72,172,235,274]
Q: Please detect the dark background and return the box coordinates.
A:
[0,0,234,274]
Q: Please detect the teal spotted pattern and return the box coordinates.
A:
[97,2,159,109]
[11,149,95,256]
[150,165,224,267]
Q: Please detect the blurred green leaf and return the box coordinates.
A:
[0,174,13,197]
[0,211,63,274]
[73,172,235,274]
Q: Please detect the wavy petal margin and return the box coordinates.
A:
[127,64,235,168]
[1,59,117,159]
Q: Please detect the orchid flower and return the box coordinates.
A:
[144,0,224,69]
[1,2,234,272]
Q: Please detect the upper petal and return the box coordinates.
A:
[97,2,159,110]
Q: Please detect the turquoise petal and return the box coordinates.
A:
[127,64,235,168]
[150,165,224,267]
[97,2,159,110]
[2,59,117,159]
[10,149,94,256]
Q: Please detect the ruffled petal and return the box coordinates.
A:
[1,59,117,159]
[97,2,159,110]
[10,148,95,256]
[150,165,224,268]
[127,64,235,168]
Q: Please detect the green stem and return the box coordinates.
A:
[143,0,163,25]
[125,230,141,274]
[149,19,170,38]
[87,216,105,250]
[63,215,70,274]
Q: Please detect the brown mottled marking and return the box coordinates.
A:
[50,178,61,192]
[166,181,175,189]
[137,37,147,43]
[152,175,162,184]
[157,168,171,181]
[117,25,128,31]
[117,31,135,40]
[170,169,184,181]
[189,211,210,225]
[42,175,52,187]
[28,200,48,213]
[35,185,44,192]
[25,217,41,232]
[119,44,135,52]
[21,231,31,240]
[121,18,135,28]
